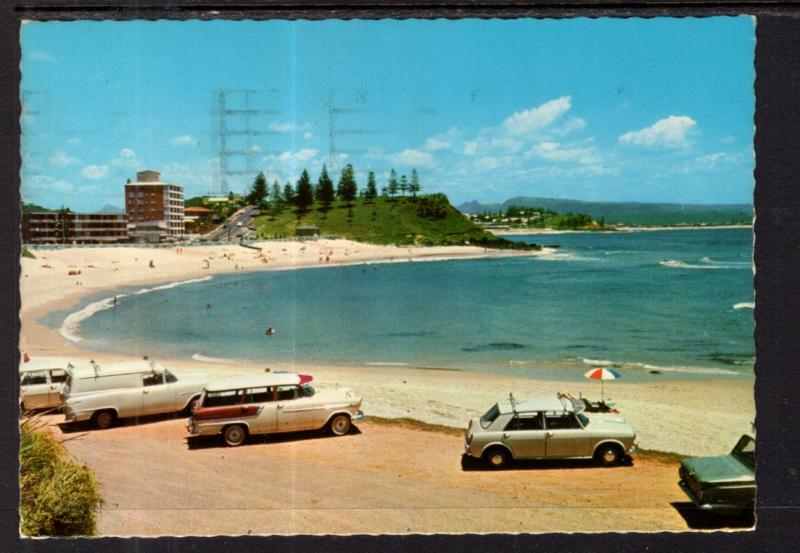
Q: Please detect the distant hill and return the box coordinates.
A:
[21,202,55,213]
[252,194,538,249]
[97,204,124,214]
[457,197,753,226]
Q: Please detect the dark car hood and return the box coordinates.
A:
[681,455,754,485]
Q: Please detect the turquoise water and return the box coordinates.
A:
[50,228,755,381]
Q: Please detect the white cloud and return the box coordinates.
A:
[526,141,600,165]
[462,141,478,156]
[28,51,55,63]
[303,131,315,140]
[67,137,81,146]
[51,180,74,194]
[80,165,110,180]
[389,149,435,169]
[424,137,451,151]
[249,145,262,154]
[269,121,314,134]
[120,148,136,158]
[618,115,697,148]
[266,148,318,165]
[474,156,503,171]
[502,96,572,136]
[49,151,80,167]
[171,135,197,146]
[293,148,317,163]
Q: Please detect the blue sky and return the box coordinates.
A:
[21,17,755,211]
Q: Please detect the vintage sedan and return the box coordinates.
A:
[678,434,756,514]
[187,372,364,446]
[463,394,637,468]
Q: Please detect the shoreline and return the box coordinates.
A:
[491,224,752,235]
[19,238,755,456]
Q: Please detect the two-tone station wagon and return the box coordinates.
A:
[187,372,364,446]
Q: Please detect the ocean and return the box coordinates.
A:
[47,228,755,381]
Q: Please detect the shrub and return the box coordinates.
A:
[19,417,102,536]
[21,247,36,259]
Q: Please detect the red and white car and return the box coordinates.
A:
[187,372,364,446]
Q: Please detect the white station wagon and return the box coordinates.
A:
[19,358,73,410]
[187,372,364,446]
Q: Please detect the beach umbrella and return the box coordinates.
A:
[583,367,621,402]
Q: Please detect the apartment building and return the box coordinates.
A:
[125,170,184,242]
[22,211,128,244]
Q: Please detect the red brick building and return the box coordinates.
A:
[125,170,184,242]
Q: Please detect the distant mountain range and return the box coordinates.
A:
[456,197,753,226]
[98,204,124,214]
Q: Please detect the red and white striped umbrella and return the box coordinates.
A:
[583,368,621,402]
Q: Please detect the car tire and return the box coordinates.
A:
[328,414,351,436]
[223,424,247,447]
[595,443,623,466]
[483,447,510,469]
[92,410,116,430]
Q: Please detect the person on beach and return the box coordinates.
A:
[149,260,155,268]
[265,327,276,336]
[113,296,117,309]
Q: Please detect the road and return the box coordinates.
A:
[204,205,260,242]
[46,416,754,536]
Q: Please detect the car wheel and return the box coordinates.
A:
[223,424,246,447]
[595,444,623,466]
[483,447,510,469]
[93,410,116,430]
[328,414,351,436]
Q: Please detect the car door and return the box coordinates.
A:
[48,369,68,407]
[544,413,591,458]
[275,385,319,432]
[20,370,50,409]
[500,413,547,459]
[245,387,279,434]
[141,372,174,415]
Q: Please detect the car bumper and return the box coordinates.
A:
[678,480,746,512]
[353,410,365,421]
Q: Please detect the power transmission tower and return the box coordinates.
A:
[213,89,279,196]
[327,88,381,178]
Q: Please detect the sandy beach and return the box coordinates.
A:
[20,239,754,457]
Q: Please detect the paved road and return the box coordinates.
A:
[46,416,754,536]
[204,205,260,242]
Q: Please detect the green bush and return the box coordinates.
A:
[21,247,36,259]
[19,417,102,536]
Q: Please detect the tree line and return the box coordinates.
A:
[246,164,422,213]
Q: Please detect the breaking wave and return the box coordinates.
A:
[59,276,213,343]
[734,302,755,310]
[191,353,238,364]
[660,258,750,270]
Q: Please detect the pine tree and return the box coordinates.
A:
[399,175,409,197]
[295,169,314,211]
[388,169,399,198]
[316,164,335,207]
[410,168,421,198]
[338,164,358,204]
[270,180,283,213]
[283,182,295,205]
[246,173,268,209]
[365,171,378,202]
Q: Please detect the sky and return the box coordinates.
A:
[21,17,755,212]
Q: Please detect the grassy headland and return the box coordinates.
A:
[251,194,541,249]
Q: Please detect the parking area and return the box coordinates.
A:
[46,416,752,535]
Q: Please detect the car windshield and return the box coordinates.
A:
[732,435,755,471]
[480,404,500,429]
[576,412,590,427]
[301,384,315,397]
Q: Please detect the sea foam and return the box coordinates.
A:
[733,302,755,310]
[59,276,213,343]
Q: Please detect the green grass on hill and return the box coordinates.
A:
[252,195,539,249]
[20,416,102,536]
